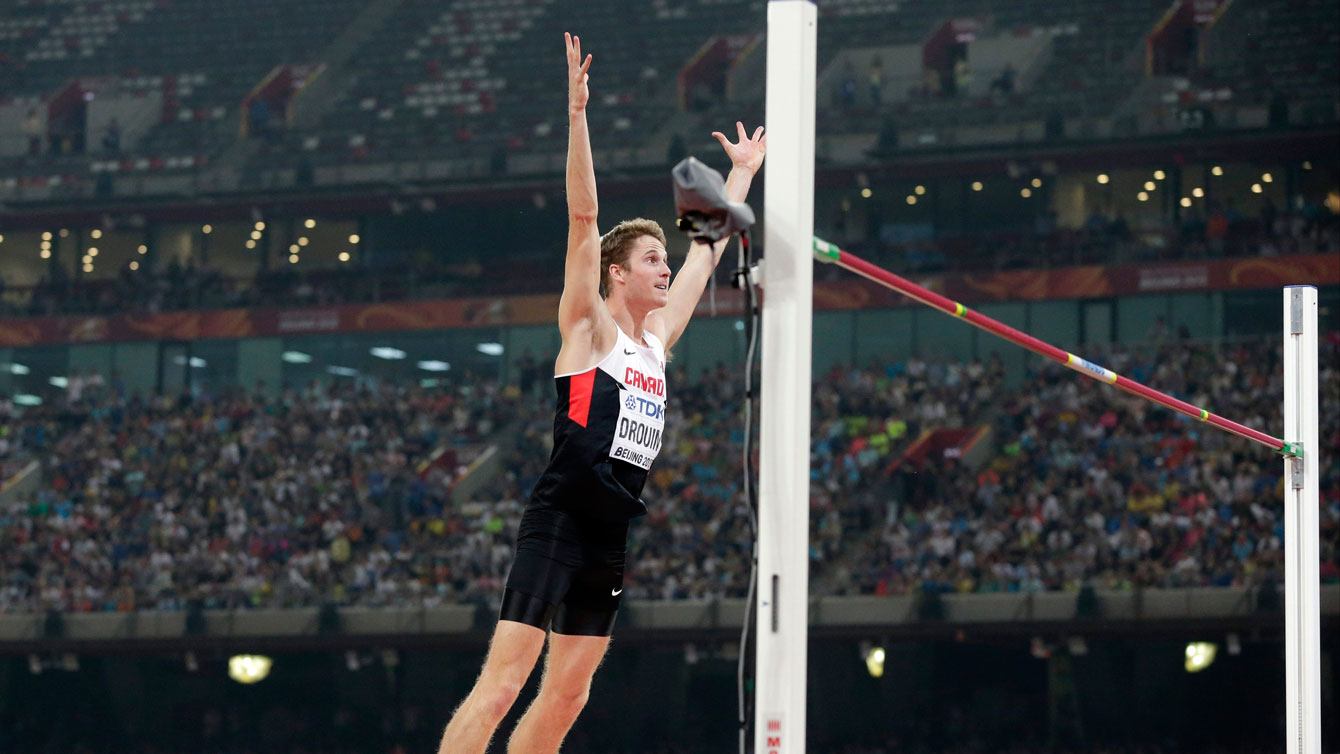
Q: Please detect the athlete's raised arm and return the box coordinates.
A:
[557,32,604,342]
[647,122,766,350]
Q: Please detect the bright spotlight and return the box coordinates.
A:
[304,218,316,228]
[914,185,925,195]
[90,229,102,239]
[1211,165,1224,176]
[1261,172,1273,183]
[202,224,212,234]
[1137,191,1149,202]
[1030,177,1041,188]
[864,646,886,678]
[1192,187,1204,198]
[348,234,360,244]
[1144,181,1156,191]
[370,347,407,360]
[338,252,351,262]
[1185,642,1217,673]
[1020,188,1031,198]
[1251,183,1263,194]
[860,188,872,198]
[254,221,265,231]
[906,195,917,205]
[1153,169,1166,180]
[228,655,273,684]
[1180,197,1192,207]
[476,342,504,356]
[298,237,309,246]
[971,181,983,191]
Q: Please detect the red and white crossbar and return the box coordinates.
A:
[812,237,1298,457]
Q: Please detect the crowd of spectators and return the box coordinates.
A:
[1,330,1336,616]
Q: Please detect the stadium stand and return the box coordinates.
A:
[2,336,1335,614]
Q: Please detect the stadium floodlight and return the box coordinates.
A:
[90,229,102,239]
[1154,169,1166,180]
[282,351,312,364]
[476,343,504,356]
[326,366,358,377]
[370,347,406,360]
[48,376,68,388]
[305,218,316,229]
[417,360,450,372]
[864,646,886,678]
[1096,173,1109,184]
[227,654,272,684]
[8,363,29,375]
[1185,642,1217,673]
[1212,165,1224,176]
[14,395,42,406]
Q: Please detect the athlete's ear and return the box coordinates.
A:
[608,263,626,286]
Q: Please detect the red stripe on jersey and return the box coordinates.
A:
[567,369,596,427]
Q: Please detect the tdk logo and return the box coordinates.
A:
[627,395,663,420]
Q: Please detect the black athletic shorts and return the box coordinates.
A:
[500,506,629,636]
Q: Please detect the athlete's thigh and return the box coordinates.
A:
[541,631,612,693]
[479,619,547,683]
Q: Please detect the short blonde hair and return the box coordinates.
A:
[599,218,666,298]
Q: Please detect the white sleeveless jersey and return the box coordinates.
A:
[529,326,668,521]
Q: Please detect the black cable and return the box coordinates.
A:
[734,229,761,754]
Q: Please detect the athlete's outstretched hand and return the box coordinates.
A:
[712,122,766,174]
[566,32,592,113]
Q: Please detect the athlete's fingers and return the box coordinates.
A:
[581,53,592,76]
[711,131,729,148]
[736,120,747,141]
[752,125,765,142]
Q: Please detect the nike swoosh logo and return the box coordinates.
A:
[611,588,623,596]
[623,349,637,356]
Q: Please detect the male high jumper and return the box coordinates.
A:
[437,32,765,754]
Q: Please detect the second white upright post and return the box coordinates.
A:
[1282,285,1320,754]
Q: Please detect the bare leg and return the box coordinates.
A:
[506,632,611,754]
[438,620,547,754]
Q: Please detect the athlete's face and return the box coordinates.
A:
[618,234,671,307]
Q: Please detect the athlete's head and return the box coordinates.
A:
[600,218,669,305]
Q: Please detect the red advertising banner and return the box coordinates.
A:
[1,254,1335,347]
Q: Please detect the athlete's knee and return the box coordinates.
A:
[541,679,591,719]
[476,675,527,720]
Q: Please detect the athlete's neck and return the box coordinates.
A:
[605,296,649,345]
